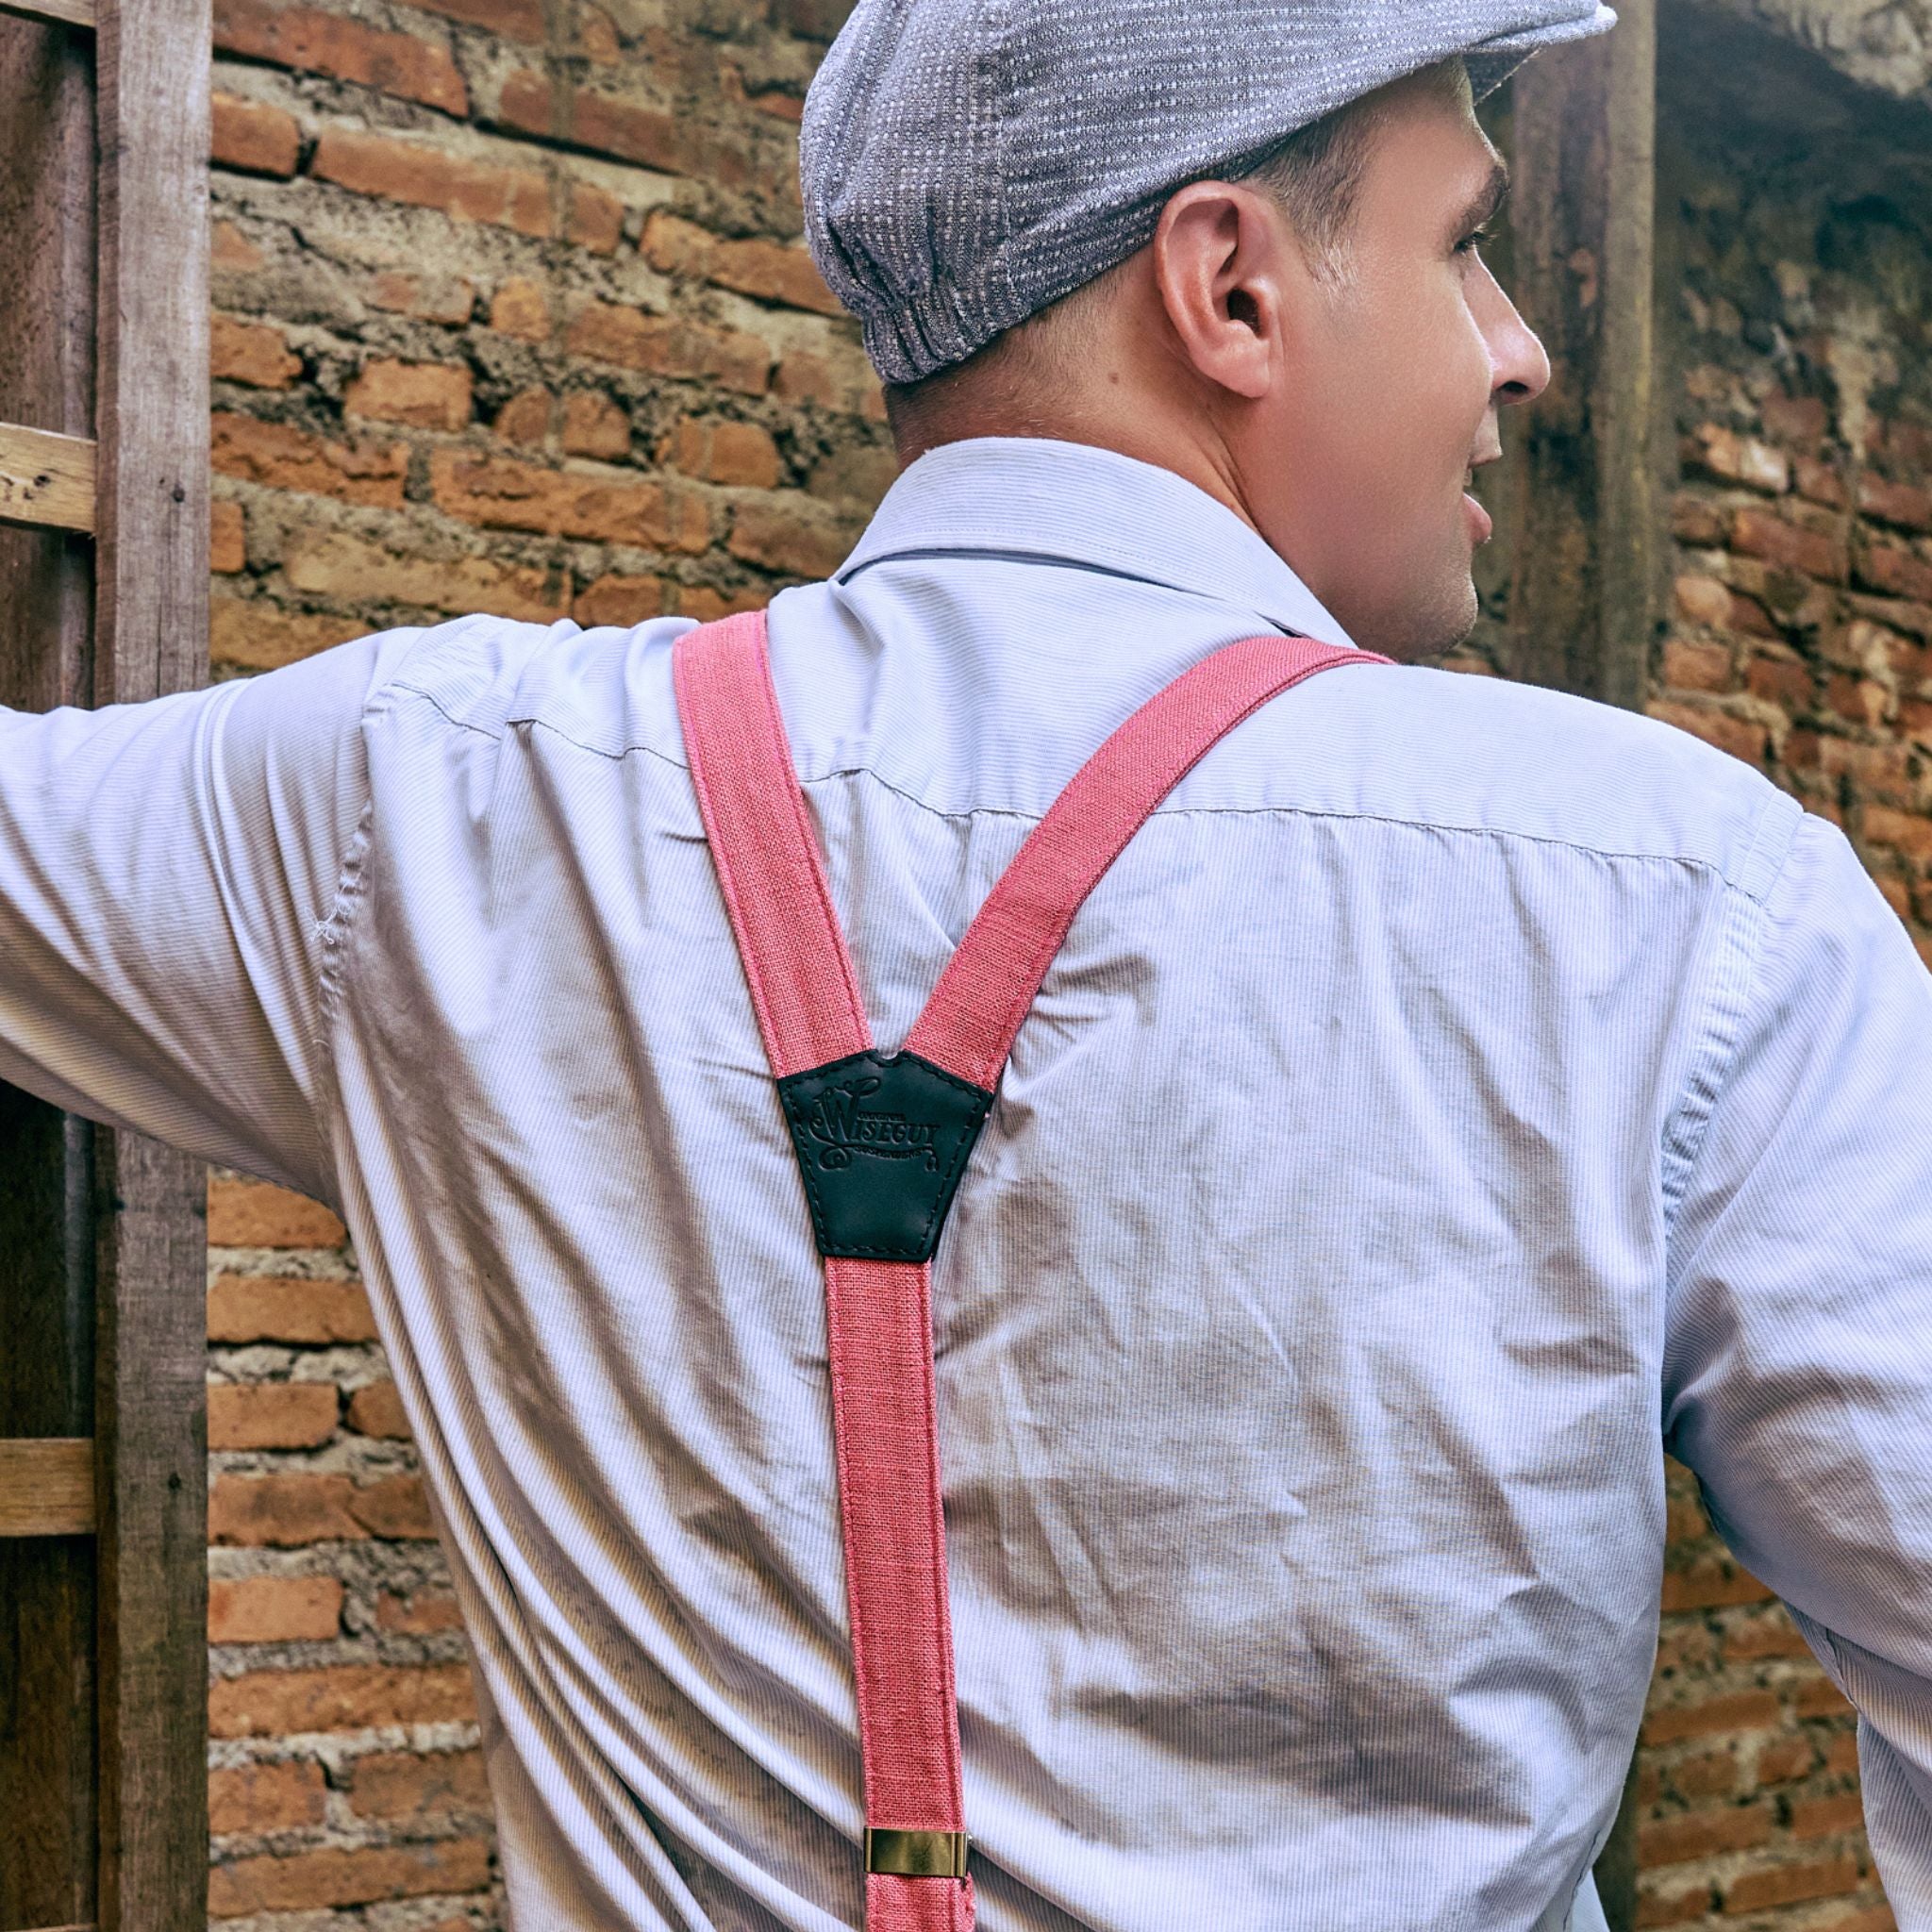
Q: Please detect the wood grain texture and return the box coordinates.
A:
[0,0,96,29]
[91,0,212,1924]
[0,19,100,1928]
[0,422,95,532]
[1499,0,1661,713]
[0,1441,96,1536]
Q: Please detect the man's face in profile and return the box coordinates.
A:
[1256,73,1551,659]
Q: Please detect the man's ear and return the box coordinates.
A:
[1151,182,1298,403]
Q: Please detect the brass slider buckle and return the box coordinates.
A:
[865,1827,970,1878]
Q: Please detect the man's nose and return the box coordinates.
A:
[1479,264,1552,408]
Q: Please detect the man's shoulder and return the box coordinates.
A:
[1234,658,1803,904]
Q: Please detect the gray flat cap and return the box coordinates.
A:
[802,1,1616,384]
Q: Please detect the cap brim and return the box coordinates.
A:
[1466,4,1618,97]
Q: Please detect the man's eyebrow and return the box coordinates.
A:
[1455,158,1511,234]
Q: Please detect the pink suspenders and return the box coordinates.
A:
[674,609,1387,1930]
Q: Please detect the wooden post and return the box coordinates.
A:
[0,0,209,1923]
[1501,0,1660,712]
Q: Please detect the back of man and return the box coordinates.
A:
[4,5,1932,1931]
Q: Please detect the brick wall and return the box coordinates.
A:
[200,0,885,1922]
[1627,75,1932,1932]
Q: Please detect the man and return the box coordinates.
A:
[3,3,1930,1929]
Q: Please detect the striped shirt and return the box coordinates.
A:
[3,437,1930,1932]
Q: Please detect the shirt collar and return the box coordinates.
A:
[835,437,1357,650]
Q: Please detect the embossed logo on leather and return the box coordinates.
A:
[775,1050,994,1262]
[798,1074,941,1172]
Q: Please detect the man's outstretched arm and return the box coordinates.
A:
[1666,810,1932,1926]
[0,625,422,1206]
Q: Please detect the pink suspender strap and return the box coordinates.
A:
[675,609,1387,1930]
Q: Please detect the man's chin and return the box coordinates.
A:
[1357,574,1480,663]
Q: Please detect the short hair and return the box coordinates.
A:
[883,58,1470,446]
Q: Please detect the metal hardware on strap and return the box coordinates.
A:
[867,1829,971,1879]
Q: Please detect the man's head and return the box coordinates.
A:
[882,62,1550,659]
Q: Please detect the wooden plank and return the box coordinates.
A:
[0,0,96,29]
[0,422,96,534]
[0,1441,95,1537]
[92,0,212,1923]
[0,20,101,1929]
[1496,0,1660,713]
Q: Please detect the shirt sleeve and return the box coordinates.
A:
[0,627,425,1205]
[1664,808,1932,1925]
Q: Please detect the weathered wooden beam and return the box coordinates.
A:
[0,0,96,28]
[1499,0,1660,712]
[0,1440,95,1537]
[91,0,211,1923]
[0,422,96,534]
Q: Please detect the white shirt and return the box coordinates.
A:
[4,438,1930,1932]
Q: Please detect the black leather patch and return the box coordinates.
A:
[776,1050,993,1263]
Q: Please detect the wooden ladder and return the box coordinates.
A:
[0,0,210,1928]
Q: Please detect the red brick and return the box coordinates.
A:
[408,0,543,39]
[1637,1878,1715,1926]
[1667,1747,1740,1799]
[1722,1610,1811,1662]
[430,448,711,551]
[566,301,771,396]
[208,1274,377,1345]
[346,1380,410,1439]
[208,1574,344,1643]
[345,358,474,431]
[369,271,477,326]
[377,1589,465,1634]
[497,72,769,193]
[211,412,408,508]
[567,182,625,255]
[494,387,555,445]
[210,1474,365,1547]
[212,92,301,177]
[574,573,667,627]
[1860,806,1932,867]
[1660,636,1733,692]
[347,1474,438,1541]
[1755,1733,1819,1785]
[208,1381,340,1450]
[560,391,631,460]
[212,314,302,390]
[1672,493,1727,547]
[208,1661,477,1737]
[1855,541,1932,604]
[282,528,567,624]
[1792,1793,1868,1840]
[208,1839,492,1916]
[659,415,781,489]
[1674,574,1734,629]
[728,493,857,579]
[1638,1801,1773,1866]
[1641,1689,1782,1744]
[1721,1854,1860,1914]
[1825,673,1890,728]
[642,212,842,317]
[208,1757,328,1835]
[1825,1732,1861,1774]
[1730,505,1842,581]
[1762,392,1831,446]
[1859,473,1932,534]
[312,125,551,238]
[490,275,551,341]
[1692,424,1790,494]
[772,344,887,422]
[214,0,467,113]
[1747,651,1816,708]
[1645,703,1769,772]
[1818,1906,1897,1932]
[211,499,247,575]
[1793,1675,1857,1720]
[347,1746,491,1821]
[211,597,367,672]
[208,1175,347,1247]
[674,584,765,623]
[1797,455,1848,508]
